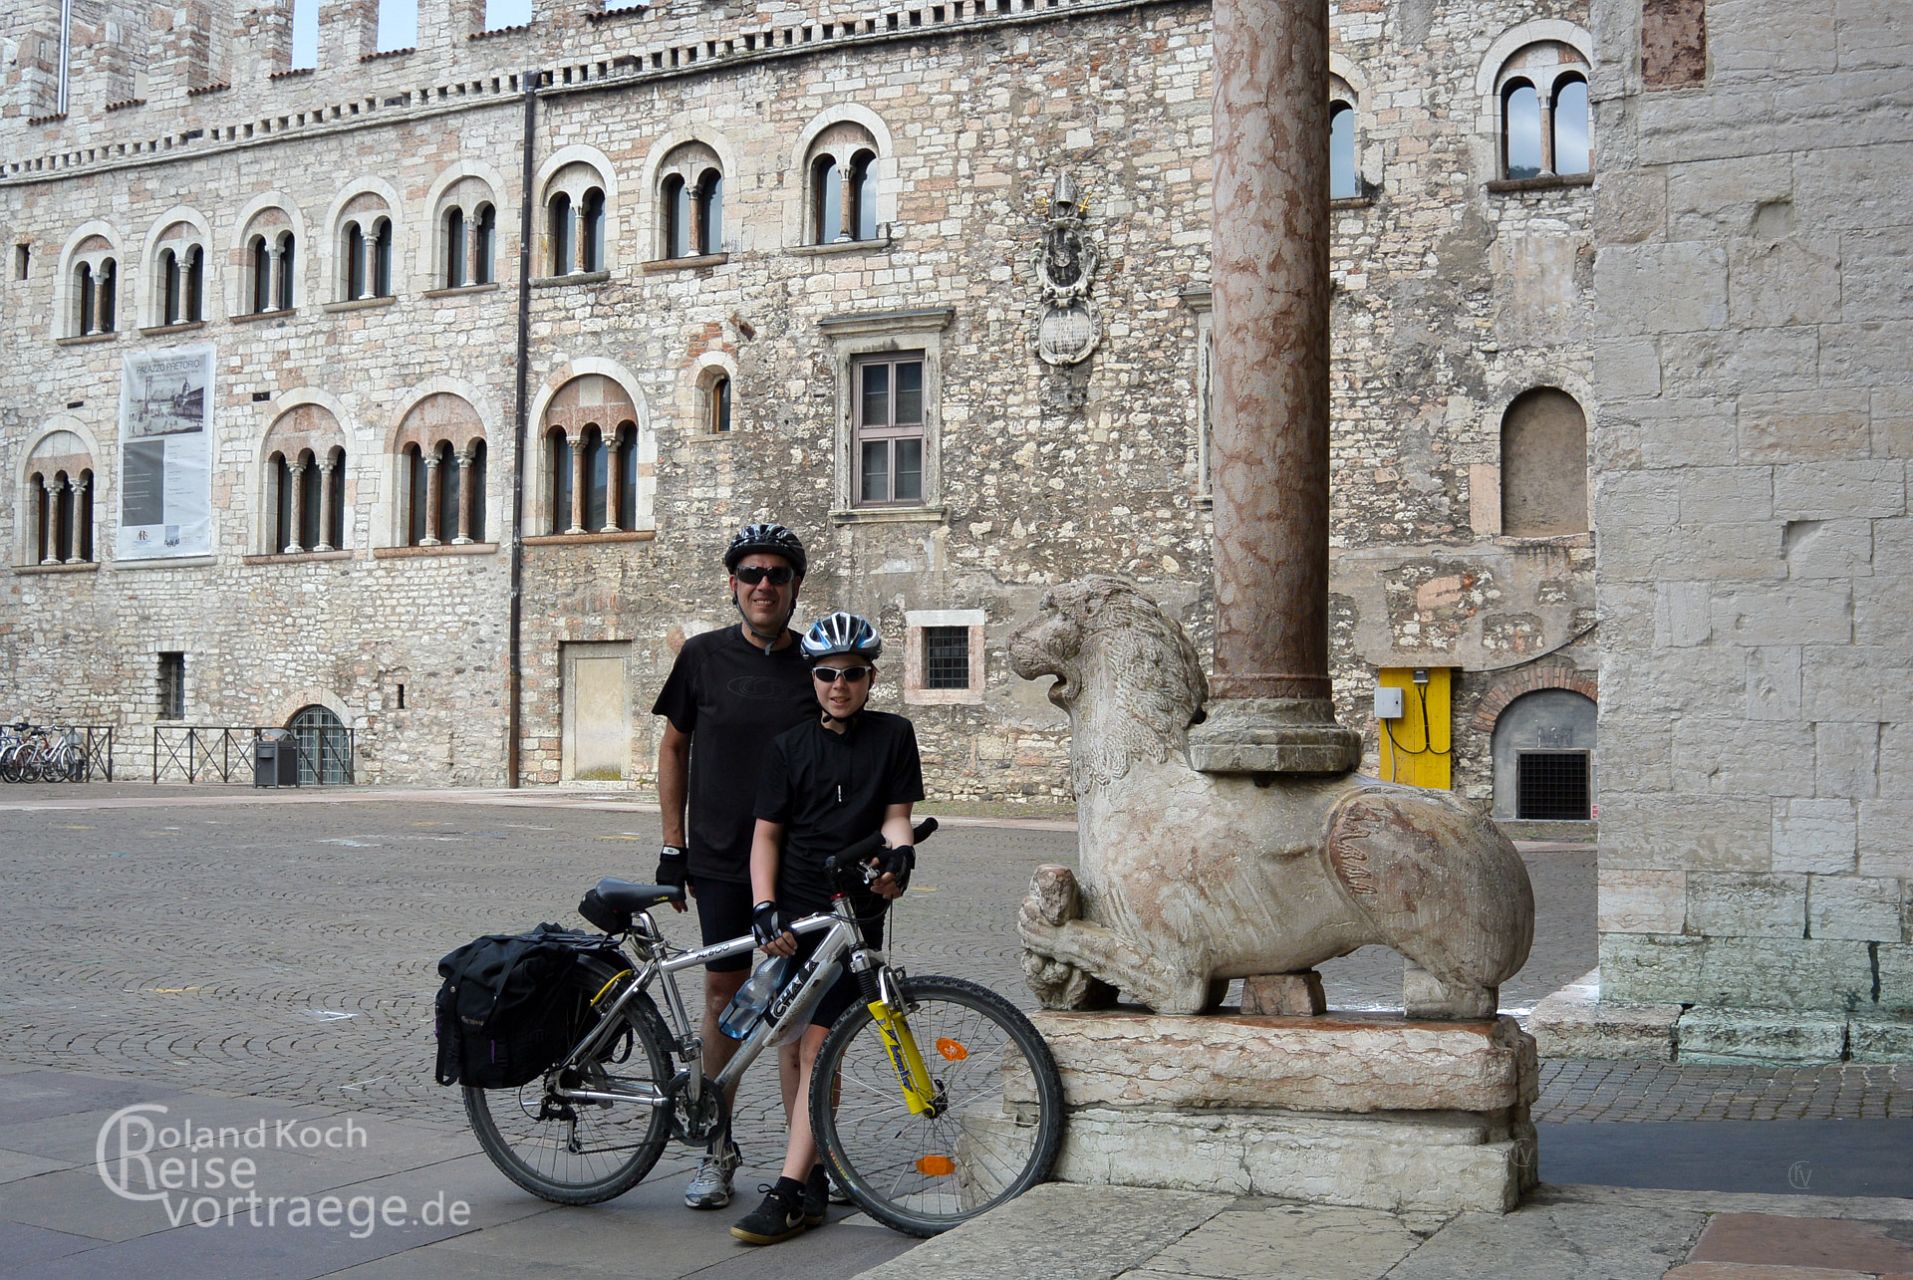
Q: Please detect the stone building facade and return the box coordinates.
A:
[1580,0,1912,1058]
[0,0,1599,814]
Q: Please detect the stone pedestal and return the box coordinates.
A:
[1025,1009,1539,1214]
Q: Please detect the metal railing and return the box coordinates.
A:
[152,725,355,785]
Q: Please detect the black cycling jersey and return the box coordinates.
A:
[651,626,815,884]
[754,710,924,910]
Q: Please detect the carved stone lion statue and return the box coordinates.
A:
[1010,575,1535,1019]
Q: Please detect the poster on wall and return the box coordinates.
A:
[117,346,213,561]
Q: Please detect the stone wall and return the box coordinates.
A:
[2,0,1596,805]
[1590,0,1912,1040]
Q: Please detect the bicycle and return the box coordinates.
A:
[460,817,1066,1237]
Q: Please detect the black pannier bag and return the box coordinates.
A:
[433,924,624,1088]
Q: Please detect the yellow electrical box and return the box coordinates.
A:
[1375,667,1453,790]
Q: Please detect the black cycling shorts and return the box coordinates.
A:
[786,895,886,1029]
[691,875,756,973]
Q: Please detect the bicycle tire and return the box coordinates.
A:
[0,745,18,784]
[463,954,674,1205]
[811,974,1064,1237]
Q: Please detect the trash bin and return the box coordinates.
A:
[254,730,299,788]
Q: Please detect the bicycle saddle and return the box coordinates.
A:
[591,878,685,911]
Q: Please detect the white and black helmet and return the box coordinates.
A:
[723,522,807,577]
[801,611,882,664]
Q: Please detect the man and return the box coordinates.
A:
[652,522,817,1210]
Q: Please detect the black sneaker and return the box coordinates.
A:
[801,1164,829,1227]
[730,1180,807,1246]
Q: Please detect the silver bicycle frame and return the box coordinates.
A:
[549,893,880,1110]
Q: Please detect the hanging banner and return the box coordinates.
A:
[118,345,214,560]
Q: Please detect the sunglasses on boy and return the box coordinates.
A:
[811,665,872,684]
[733,565,795,586]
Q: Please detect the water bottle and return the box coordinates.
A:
[718,954,791,1040]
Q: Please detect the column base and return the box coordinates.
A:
[1187,697,1361,775]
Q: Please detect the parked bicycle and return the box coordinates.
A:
[0,723,86,783]
[457,818,1066,1236]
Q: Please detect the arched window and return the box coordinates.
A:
[276,232,296,310]
[812,155,842,243]
[262,405,348,554]
[250,236,272,312]
[98,260,116,331]
[345,223,367,298]
[540,375,645,534]
[1553,77,1591,176]
[548,191,573,274]
[709,373,732,434]
[580,189,606,272]
[1503,83,1542,180]
[147,220,207,326]
[184,246,204,321]
[546,427,574,535]
[159,249,180,325]
[473,204,496,285]
[76,262,96,335]
[661,175,690,258]
[803,122,884,244]
[288,704,352,785]
[393,393,488,548]
[1491,688,1596,821]
[1492,40,1593,181]
[1329,101,1357,199]
[23,431,98,566]
[1500,387,1587,537]
[443,207,466,288]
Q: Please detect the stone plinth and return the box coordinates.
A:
[1028,1009,1539,1214]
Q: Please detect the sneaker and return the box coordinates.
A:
[684,1138,741,1210]
[730,1179,808,1245]
[802,1164,829,1227]
[827,1172,853,1206]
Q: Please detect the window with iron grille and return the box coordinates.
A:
[158,652,185,721]
[853,354,924,506]
[924,626,970,691]
[1516,750,1589,820]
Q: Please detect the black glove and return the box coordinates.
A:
[752,901,788,947]
[877,844,915,892]
[655,845,687,892]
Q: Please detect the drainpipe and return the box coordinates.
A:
[506,68,539,788]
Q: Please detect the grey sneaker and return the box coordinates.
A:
[685,1138,741,1209]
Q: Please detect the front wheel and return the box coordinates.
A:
[463,955,675,1205]
[810,974,1065,1237]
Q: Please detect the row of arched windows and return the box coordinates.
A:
[28,467,96,565]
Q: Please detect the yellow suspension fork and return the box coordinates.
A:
[866,989,939,1116]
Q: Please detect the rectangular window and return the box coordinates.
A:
[158,653,185,721]
[854,354,925,506]
[1516,751,1590,821]
[924,627,969,690]
[13,245,27,280]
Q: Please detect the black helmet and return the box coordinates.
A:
[723,522,807,577]
[801,611,882,663]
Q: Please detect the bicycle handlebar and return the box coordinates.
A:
[824,817,937,889]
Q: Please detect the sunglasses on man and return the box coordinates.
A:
[812,665,872,684]
[734,565,795,586]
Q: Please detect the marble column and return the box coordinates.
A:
[1186,0,1359,775]
[264,245,281,314]
[357,224,376,301]
[285,459,308,554]
[40,477,59,565]
[453,453,475,545]
[66,473,89,564]
[314,457,336,552]
[420,454,442,547]
[567,436,588,534]
[601,435,623,533]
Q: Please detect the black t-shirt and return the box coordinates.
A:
[651,626,816,884]
[755,711,925,910]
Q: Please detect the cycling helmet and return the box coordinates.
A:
[723,522,807,577]
[801,611,883,664]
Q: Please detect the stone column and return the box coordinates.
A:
[66,473,89,564]
[1186,0,1359,775]
[453,453,475,545]
[40,477,59,565]
[567,436,588,534]
[357,223,377,300]
[601,436,623,533]
[264,244,281,314]
[420,454,442,547]
[285,459,308,554]
[836,166,855,242]
[314,457,336,552]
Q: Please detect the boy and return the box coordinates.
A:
[731,611,922,1246]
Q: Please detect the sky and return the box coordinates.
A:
[291,0,537,68]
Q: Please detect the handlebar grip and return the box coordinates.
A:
[912,817,938,843]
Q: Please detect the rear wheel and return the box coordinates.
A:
[810,974,1064,1237]
[464,956,675,1204]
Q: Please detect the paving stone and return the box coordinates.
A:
[1380,1198,1709,1280]
[1136,1202,1424,1280]
[1689,1212,1913,1273]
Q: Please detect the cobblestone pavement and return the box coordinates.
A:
[0,784,1905,1147]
